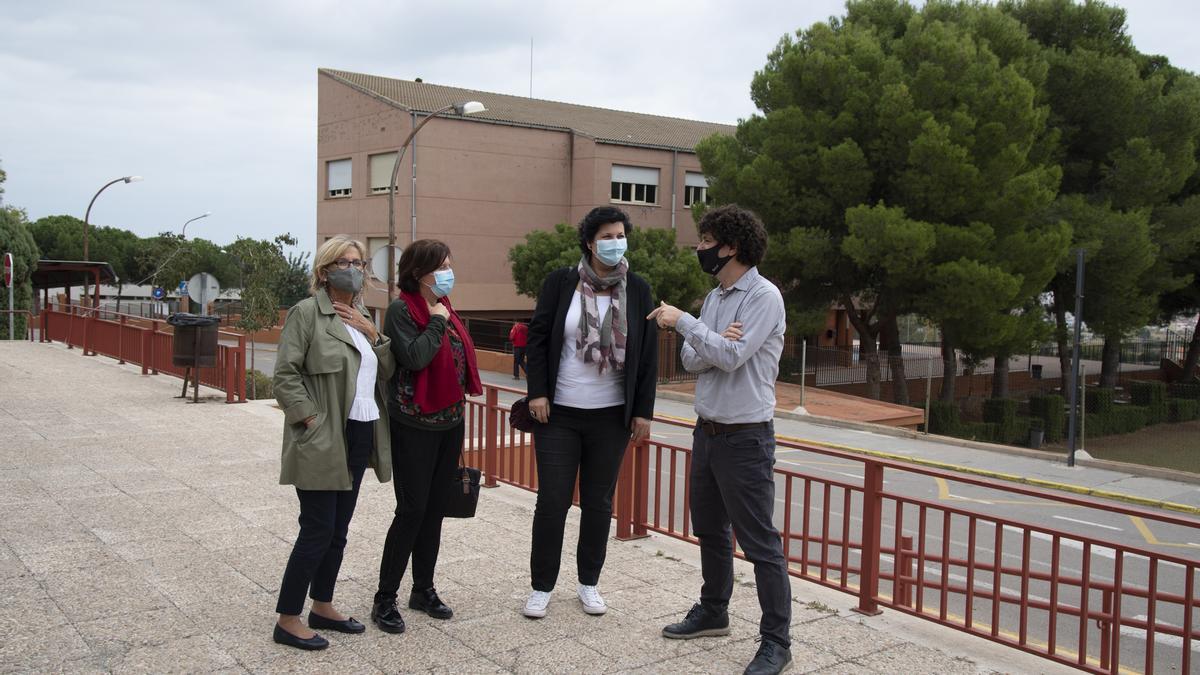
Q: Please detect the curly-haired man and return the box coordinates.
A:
[648,204,791,675]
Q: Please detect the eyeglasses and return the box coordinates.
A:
[329,258,367,270]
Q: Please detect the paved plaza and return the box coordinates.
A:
[0,342,1064,673]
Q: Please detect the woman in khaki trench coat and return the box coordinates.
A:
[271,235,395,650]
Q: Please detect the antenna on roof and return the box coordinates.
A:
[529,37,533,98]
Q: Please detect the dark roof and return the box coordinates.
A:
[320,68,735,152]
[31,261,118,289]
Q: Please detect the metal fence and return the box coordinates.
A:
[460,383,1200,674]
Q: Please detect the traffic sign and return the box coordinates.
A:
[151,286,165,300]
[177,280,187,294]
[187,272,221,315]
[2,252,12,287]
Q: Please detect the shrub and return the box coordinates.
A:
[246,369,273,400]
[1130,381,1168,424]
[1084,413,1107,438]
[958,422,999,443]
[1028,394,1066,443]
[1086,387,1115,414]
[1169,398,1200,422]
[1168,383,1200,400]
[982,398,1018,442]
[1012,416,1033,446]
[928,400,960,435]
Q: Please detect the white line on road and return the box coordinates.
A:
[1120,614,1200,653]
[1052,515,1124,532]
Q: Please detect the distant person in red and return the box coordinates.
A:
[509,321,529,380]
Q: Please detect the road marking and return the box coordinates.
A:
[1120,615,1200,653]
[1053,515,1123,531]
[1129,516,1200,549]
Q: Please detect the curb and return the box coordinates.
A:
[653,389,1200,517]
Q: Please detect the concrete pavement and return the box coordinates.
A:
[0,341,1073,673]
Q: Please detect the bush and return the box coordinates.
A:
[246,369,273,400]
[1029,394,1066,443]
[1169,398,1200,422]
[928,400,960,435]
[1012,416,1033,446]
[1084,413,1107,438]
[1130,381,1168,424]
[1086,387,1115,414]
[1169,383,1200,400]
[958,422,1000,443]
[982,398,1018,442]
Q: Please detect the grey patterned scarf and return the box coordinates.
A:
[576,256,628,374]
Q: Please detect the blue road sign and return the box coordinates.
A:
[152,286,165,300]
[177,280,187,294]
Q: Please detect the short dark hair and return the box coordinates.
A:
[696,204,768,267]
[578,206,632,260]
[397,239,451,293]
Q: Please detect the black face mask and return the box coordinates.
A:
[696,244,733,275]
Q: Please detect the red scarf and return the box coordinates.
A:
[400,290,482,412]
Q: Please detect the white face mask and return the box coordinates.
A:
[424,268,455,297]
[594,238,628,266]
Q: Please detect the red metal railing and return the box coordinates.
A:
[40,305,246,402]
[463,383,1199,674]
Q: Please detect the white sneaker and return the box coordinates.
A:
[577,584,607,615]
[523,590,551,618]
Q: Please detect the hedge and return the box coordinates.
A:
[929,400,960,435]
[1130,381,1168,424]
[1169,398,1200,422]
[1028,394,1066,443]
[245,369,274,400]
[1086,387,1115,414]
[982,398,1019,442]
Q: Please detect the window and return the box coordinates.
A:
[369,152,398,194]
[610,165,659,205]
[326,158,352,198]
[683,172,709,207]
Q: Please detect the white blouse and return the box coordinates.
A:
[345,324,381,422]
[554,290,624,409]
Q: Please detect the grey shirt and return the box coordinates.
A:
[676,267,785,424]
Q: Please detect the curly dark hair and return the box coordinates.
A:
[397,239,451,293]
[577,206,632,260]
[696,204,768,267]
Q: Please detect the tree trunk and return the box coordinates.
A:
[1053,282,1072,396]
[1100,336,1121,388]
[940,335,957,402]
[1182,314,1200,381]
[841,296,882,400]
[115,283,123,314]
[991,351,1011,400]
[881,316,910,405]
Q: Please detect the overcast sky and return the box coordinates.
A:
[1,1,1195,259]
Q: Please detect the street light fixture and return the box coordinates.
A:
[182,211,212,238]
[83,175,143,261]
[132,210,211,288]
[386,101,486,297]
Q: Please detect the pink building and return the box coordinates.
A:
[317,68,734,317]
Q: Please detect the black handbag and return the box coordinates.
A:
[444,452,480,519]
[509,396,537,432]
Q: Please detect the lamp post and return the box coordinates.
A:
[386,101,486,297]
[83,175,143,261]
[133,211,211,289]
[182,211,211,239]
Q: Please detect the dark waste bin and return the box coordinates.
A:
[1031,363,1044,379]
[167,313,220,368]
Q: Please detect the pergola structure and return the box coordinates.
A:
[30,260,118,310]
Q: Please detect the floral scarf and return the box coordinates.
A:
[576,256,627,374]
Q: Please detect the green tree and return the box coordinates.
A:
[507,223,709,311]
[1002,0,1200,388]
[141,234,240,297]
[226,234,296,395]
[29,215,151,312]
[271,250,312,309]
[697,0,1063,401]
[0,196,39,339]
[1154,195,1200,381]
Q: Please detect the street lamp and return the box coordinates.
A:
[132,211,211,288]
[83,175,143,261]
[386,101,486,297]
[182,211,211,238]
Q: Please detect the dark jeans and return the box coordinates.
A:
[513,347,527,378]
[375,418,464,603]
[690,422,791,647]
[276,419,373,616]
[530,404,629,591]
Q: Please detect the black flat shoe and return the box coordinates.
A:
[371,600,406,634]
[273,623,329,651]
[308,612,366,634]
[408,587,453,620]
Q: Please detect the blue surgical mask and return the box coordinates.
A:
[426,268,455,298]
[594,238,628,266]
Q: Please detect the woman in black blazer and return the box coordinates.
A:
[521,206,657,619]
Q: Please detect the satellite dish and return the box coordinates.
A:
[371,244,403,282]
[187,272,221,315]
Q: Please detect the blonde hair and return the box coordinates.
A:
[310,235,370,295]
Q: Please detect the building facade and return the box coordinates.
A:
[317,68,734,316]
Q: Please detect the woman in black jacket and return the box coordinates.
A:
[522,206,657,619]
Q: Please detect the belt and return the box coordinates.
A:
[697,419,770,436]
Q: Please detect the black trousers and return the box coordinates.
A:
[276,419,373,616]
[690,422,791,647]
[375,418,464,603]
[530,404,629,591]
[513,347,527,378]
